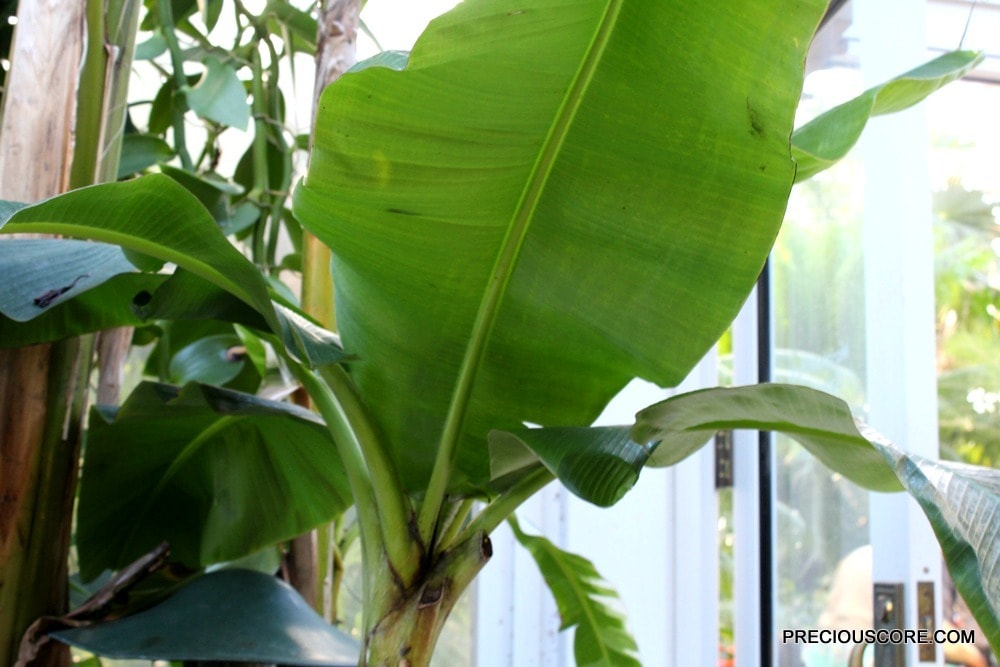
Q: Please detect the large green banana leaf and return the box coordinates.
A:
[294,0,828,492]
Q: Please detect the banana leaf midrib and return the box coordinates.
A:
[425,0,627,525]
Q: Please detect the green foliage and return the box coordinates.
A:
[183,57,250,130]
[0,177,348,368]
[294,0,824,498]
[792,51,982,181]
[489,427,649,507]
[636,385,902,494]
[127,0,311,273]
[76,382,352,580]
[0,176,275,323]
[53,569,360,665]
[0,239,137,321]
[509,516,641,667]
[0,0,987,664]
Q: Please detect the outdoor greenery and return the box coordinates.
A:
[0,1,995,666]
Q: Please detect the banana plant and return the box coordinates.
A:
[0,0,988,664]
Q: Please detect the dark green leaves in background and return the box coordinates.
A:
[54,569,360,666]
[76,382,351,580]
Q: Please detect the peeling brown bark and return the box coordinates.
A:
[0,2,82,197]
[0,346,53,557]
[0,3,87,667]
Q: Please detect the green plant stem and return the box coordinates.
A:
[72,0,140,187]
[315,521,332,616]
[451,467,553,548]
[69,0,106,187]
[158,0,194,170]
[262,38,288,271]
[290,362,419,587]
[317,365,421,577]
[289,363,377,547]
[362,530,491,667]
[435,498,475,553]
[249,46,276,267]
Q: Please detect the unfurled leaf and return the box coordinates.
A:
[140,270,349,367]
[0,178,346,366]
[509,516,641,667]
[792,50,982,182]
[489,427,648,507]
[136,269,269,329]
[633,383,901,492]
[633,382,1000,651]
[76,382,351,580]
[134,32,167,60]
[294,0,827,492]
[53,569,360,666]
[159,164,243,226]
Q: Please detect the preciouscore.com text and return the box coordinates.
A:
[780,628,976,645]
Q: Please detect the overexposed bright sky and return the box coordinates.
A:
[358,0,461,56]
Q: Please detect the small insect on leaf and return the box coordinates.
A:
[34,274,90,309]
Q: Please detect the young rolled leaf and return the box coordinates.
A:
[489,427,649,507]
[295,0,828,492]
[633,382,1000,651]
[76,382,352,581]
[272,303,352,368]
[633,383,901,492]
[792,50,982,182]
[509,516,641,667]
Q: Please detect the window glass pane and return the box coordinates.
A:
[929,80,1000,467]
[773,6,873,665]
